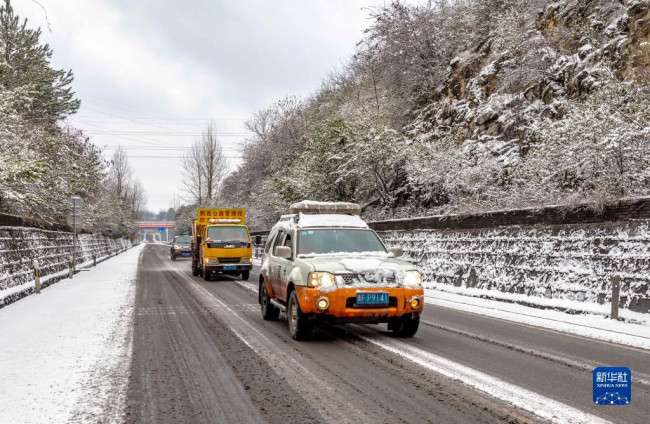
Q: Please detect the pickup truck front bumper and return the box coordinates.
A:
[294,286,423,324]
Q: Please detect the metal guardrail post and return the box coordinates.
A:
[611,275,620,320]
[68,260,74,279]
[93,253,97,266]
[33,259,41,294]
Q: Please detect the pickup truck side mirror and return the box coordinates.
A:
[274,246,292,259]
[388,247,403,257]
[254,235,262,245]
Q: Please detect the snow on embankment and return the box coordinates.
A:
[0,226,131,307]
[379,221,650,314]
[0,243,142,424]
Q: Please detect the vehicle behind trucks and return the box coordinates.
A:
[259,200,424,340]
[170,235,192,260]
[191,208,253,281]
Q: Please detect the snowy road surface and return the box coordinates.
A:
[2,243,650,423]
[126,245,649,423]
[0,244,143,424]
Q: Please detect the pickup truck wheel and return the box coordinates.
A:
[390,313,420,338]
[171,255,176,261]
[260,283,280,321]
[287,291,312,340]
[241,271,250,281]
[202,267,210,281]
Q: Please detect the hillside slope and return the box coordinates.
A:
[222,0,650,228]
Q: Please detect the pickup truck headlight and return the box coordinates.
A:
[206,258,218,265]
[174,246,180,250]
[308,272,336,289]
[403,271,422,288]
[241,257,252,264]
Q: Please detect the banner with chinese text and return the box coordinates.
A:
[197,208,246,225]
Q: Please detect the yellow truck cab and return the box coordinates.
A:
[191,208,253,281]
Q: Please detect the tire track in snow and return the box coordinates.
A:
[420,319,650,388]
[356,332,611,424]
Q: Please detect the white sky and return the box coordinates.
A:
[13,0,404,212]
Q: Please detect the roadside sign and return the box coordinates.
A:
[66,215,84,226]
[68,196,84,227]
[157,228,167,233]
[69,196,84,208]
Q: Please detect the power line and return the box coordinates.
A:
[84,131,251,136]
[126,155,242,158]
[81,107,214,136]
[74,117,243,127]
[74,120,235,127]
[73,115,247,122]
[101,146,243,153]
[80,96,250,122]
[74,120,181,148]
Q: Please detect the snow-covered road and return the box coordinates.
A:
[424,287,650,350]
[3,243,650,424]
[128,245,650,424]
[0,244,143,424]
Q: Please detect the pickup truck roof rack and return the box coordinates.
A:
[289,200,361,216]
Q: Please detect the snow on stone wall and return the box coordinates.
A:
[0,226,132,306]
[379,221,650,313]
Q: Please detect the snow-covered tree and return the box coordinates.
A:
[0,4,144,235]
[181,122,228,207]
[0,0,80,121]
[516,81,650,204]
[221,0,649,221]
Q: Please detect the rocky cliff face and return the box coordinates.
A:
[411,0,649,167]
[223,1,649,224]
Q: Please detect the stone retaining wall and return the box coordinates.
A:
[0,226,132,306]
[378,221,650,313]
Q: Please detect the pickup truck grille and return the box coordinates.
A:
[218,257,240,264]
[339,273,397,285]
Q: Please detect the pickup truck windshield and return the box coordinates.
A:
[207,226,249,243]
[297,229,387,255]
[174,236,191,244]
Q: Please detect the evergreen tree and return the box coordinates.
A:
[0,0,80,122]
[0,2,143,235]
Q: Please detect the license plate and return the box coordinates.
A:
[356,292,389,305]
[182,253,190,257]
[223,265,237,270]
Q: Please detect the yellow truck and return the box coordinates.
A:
[191,208,253,281]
